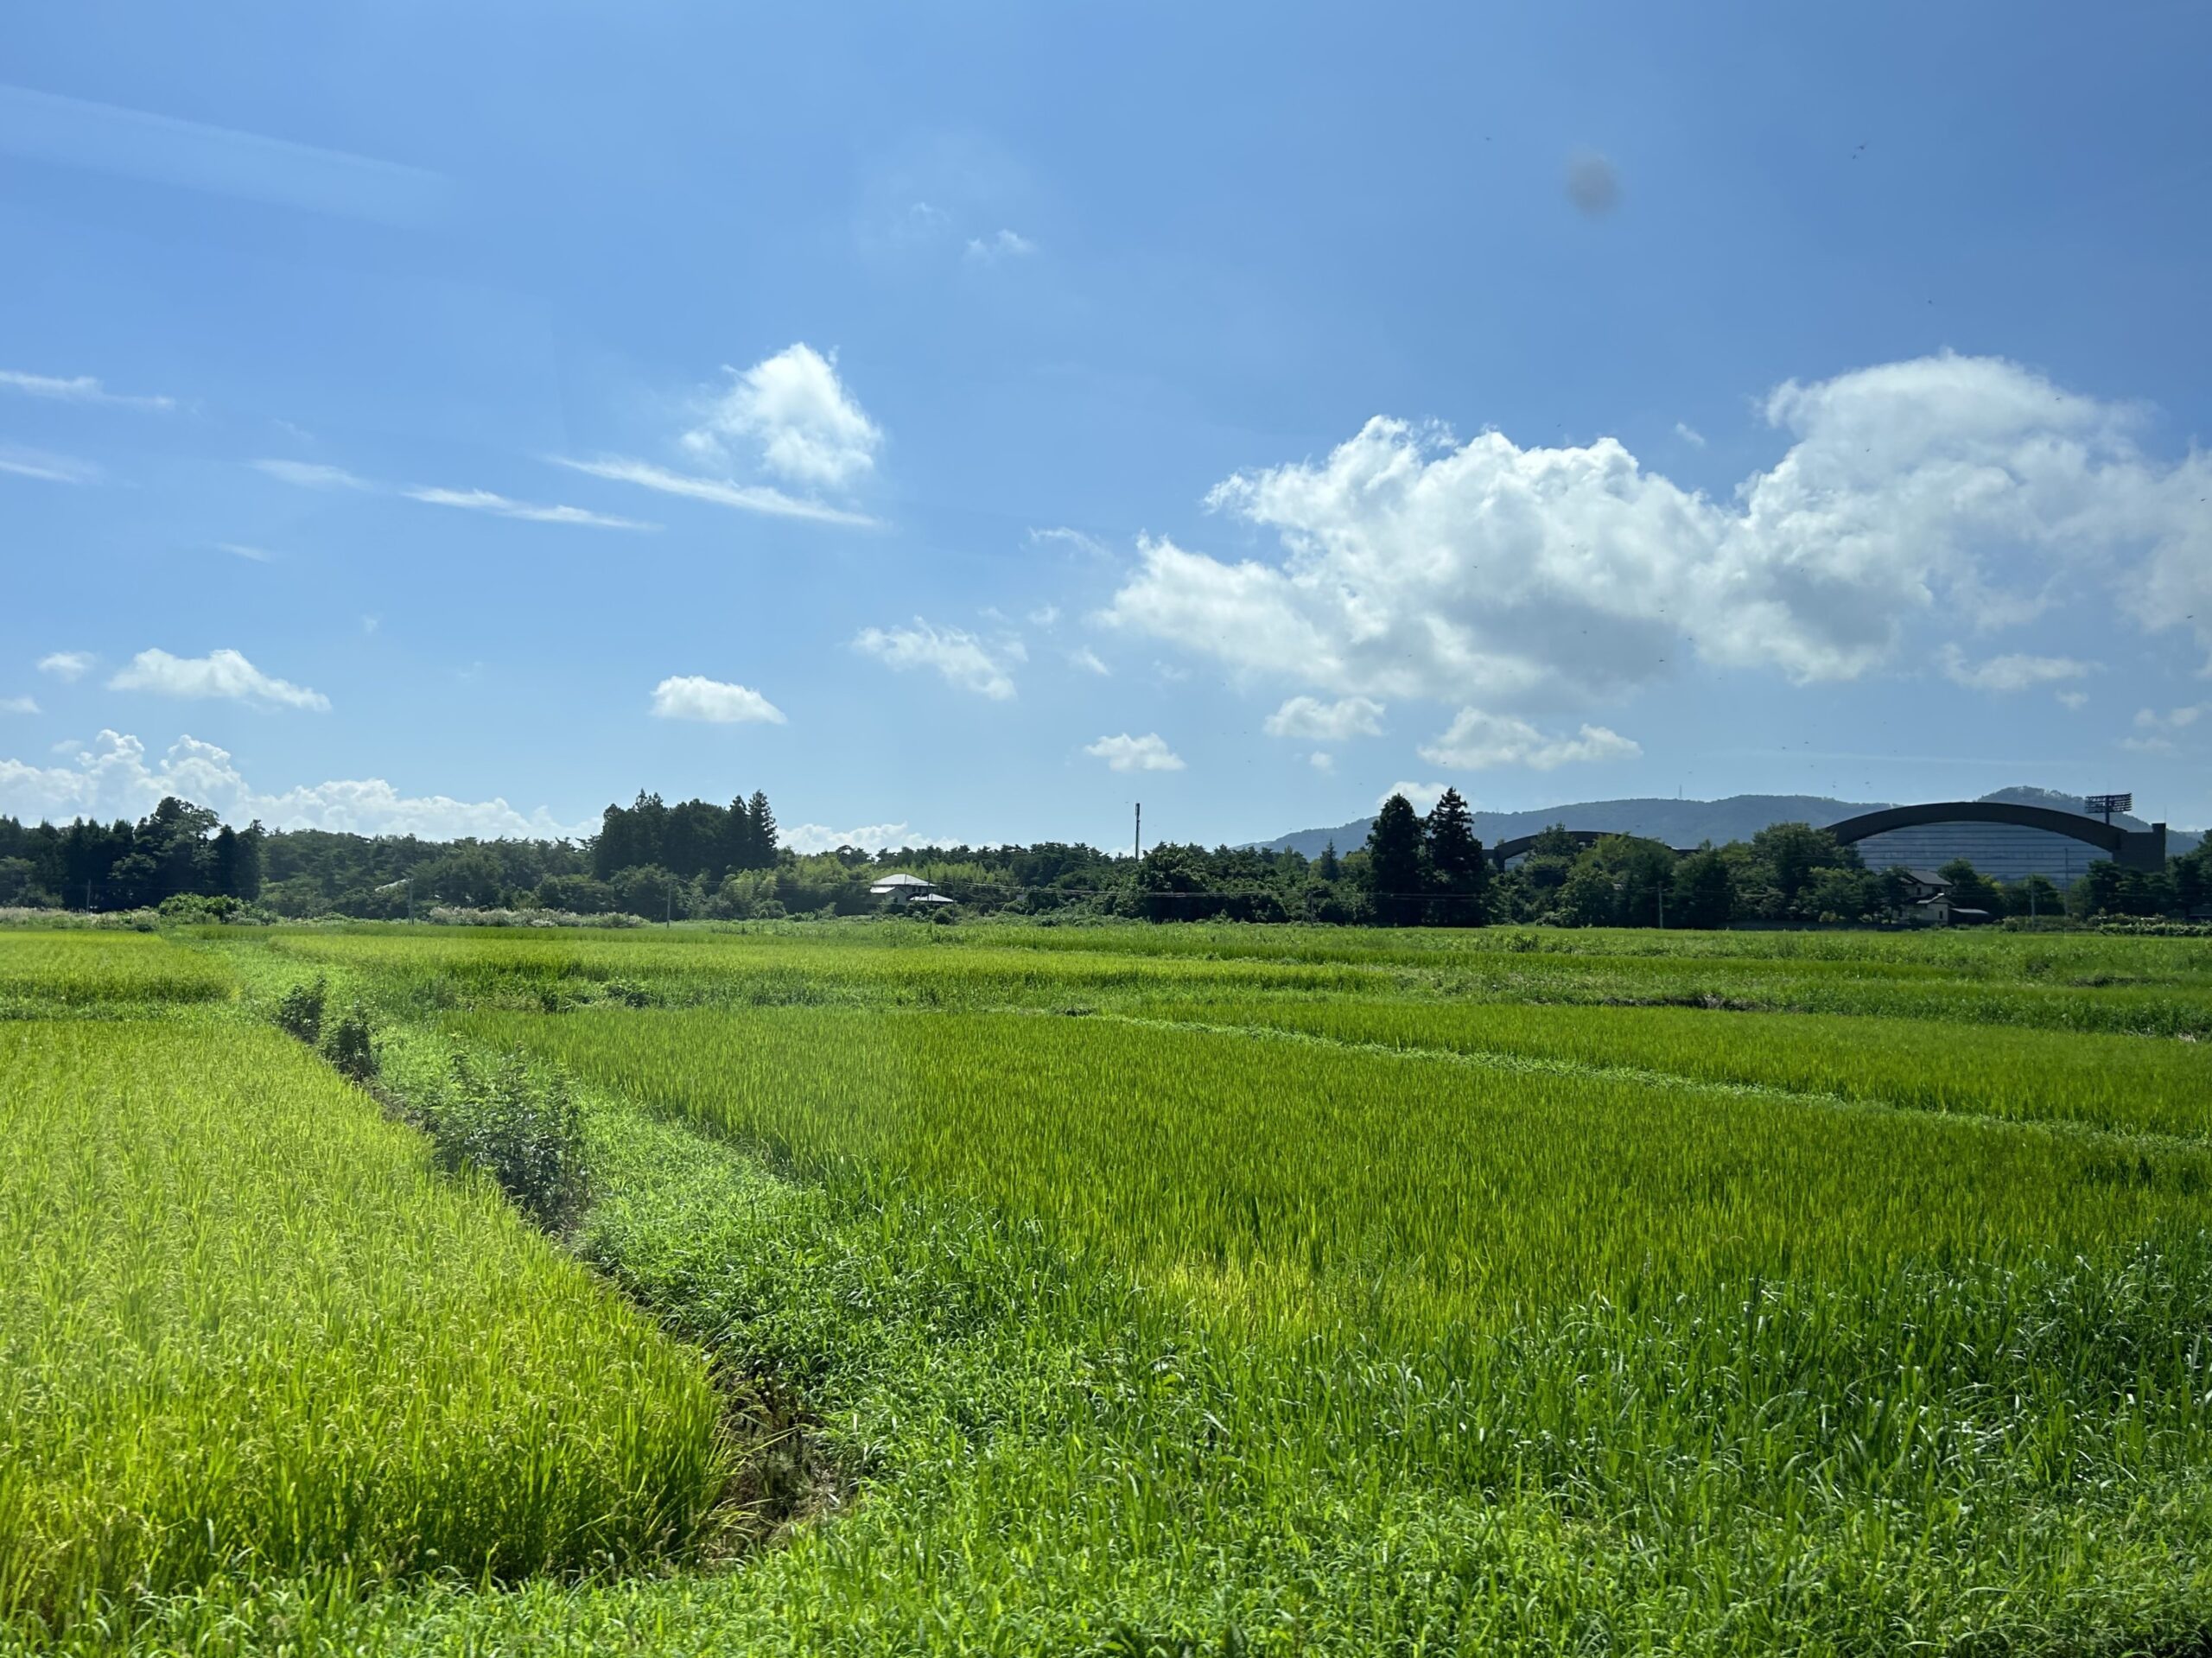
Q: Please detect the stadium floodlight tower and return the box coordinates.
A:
[2085,791,2133,827]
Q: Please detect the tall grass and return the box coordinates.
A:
[0,1020,726,1629]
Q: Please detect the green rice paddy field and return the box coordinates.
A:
[8,919,2212,1654]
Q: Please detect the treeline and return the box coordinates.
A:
[0,788,784,919]
[4,784,2208,927]
[0,799,264,912]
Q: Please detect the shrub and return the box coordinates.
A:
[323,1003,379,1083]
[430,1051,590,1231]
[276,975,328,1045]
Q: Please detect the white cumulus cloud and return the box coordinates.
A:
[1308,751,1335,773]
[1085,732,1184,773]
[2134,703,2206,733]
[1262,695,1385,741]
[1,696,37,715]
[649,675,786,725]
[855,619,1020,700]
[38,651,92,682]
[1068,646,1110,677]
[109,648,328,712]
[1419,708,1640,771]
[682,343,882,492]
[963,229,1036,264]
[1936,644,2096,693]
[2057,689,2089,710]
[1380,781,1448,813]
[0,731,594,839]
[1102,353,2212,710]
[784,820,916,854]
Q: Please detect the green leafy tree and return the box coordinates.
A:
[1669,846,1735,929]
[611,863,692,920]
[1586,835,1675,927]
[2003,873,2062,919]
[1937,858,2002,917]
[1135,844,1215,921]
[1746,823,1854,912]
[1554,862,1618,927]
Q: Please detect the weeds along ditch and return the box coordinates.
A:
[16,920,2212,1654]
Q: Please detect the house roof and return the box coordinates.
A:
[911,893,957,904]
[868,873,936,891]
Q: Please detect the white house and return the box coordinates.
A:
[868,872,938,904]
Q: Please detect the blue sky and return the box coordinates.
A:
[4,3,2210,849]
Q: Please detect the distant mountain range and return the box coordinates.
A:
[1252,786,2203,860]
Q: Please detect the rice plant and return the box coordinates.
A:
[0,1019,727,1629]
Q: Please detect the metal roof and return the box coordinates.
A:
[868,873,936,890]
[910,893,957,904]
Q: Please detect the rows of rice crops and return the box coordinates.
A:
[1122,993,2212,1140]
[19,918,2212,1653]
[457,1002,2212,1335]
[0,1018,726,1629]
[430,975,2212,1650]
[257,924,2212,1034]
[0,932,234,1014]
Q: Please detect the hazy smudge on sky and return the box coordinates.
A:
[1566,149,1622,216]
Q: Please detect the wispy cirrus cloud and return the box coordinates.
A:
[854,619,1021,700]
[38,652,93,682]
[0,444,99,484]
[0,368,175,411]
[253,457,657,530]
[251,458,369,490]
[551,457,874,527]
[400,486,654,530]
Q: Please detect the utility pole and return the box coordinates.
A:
[1135,803,1141,861]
